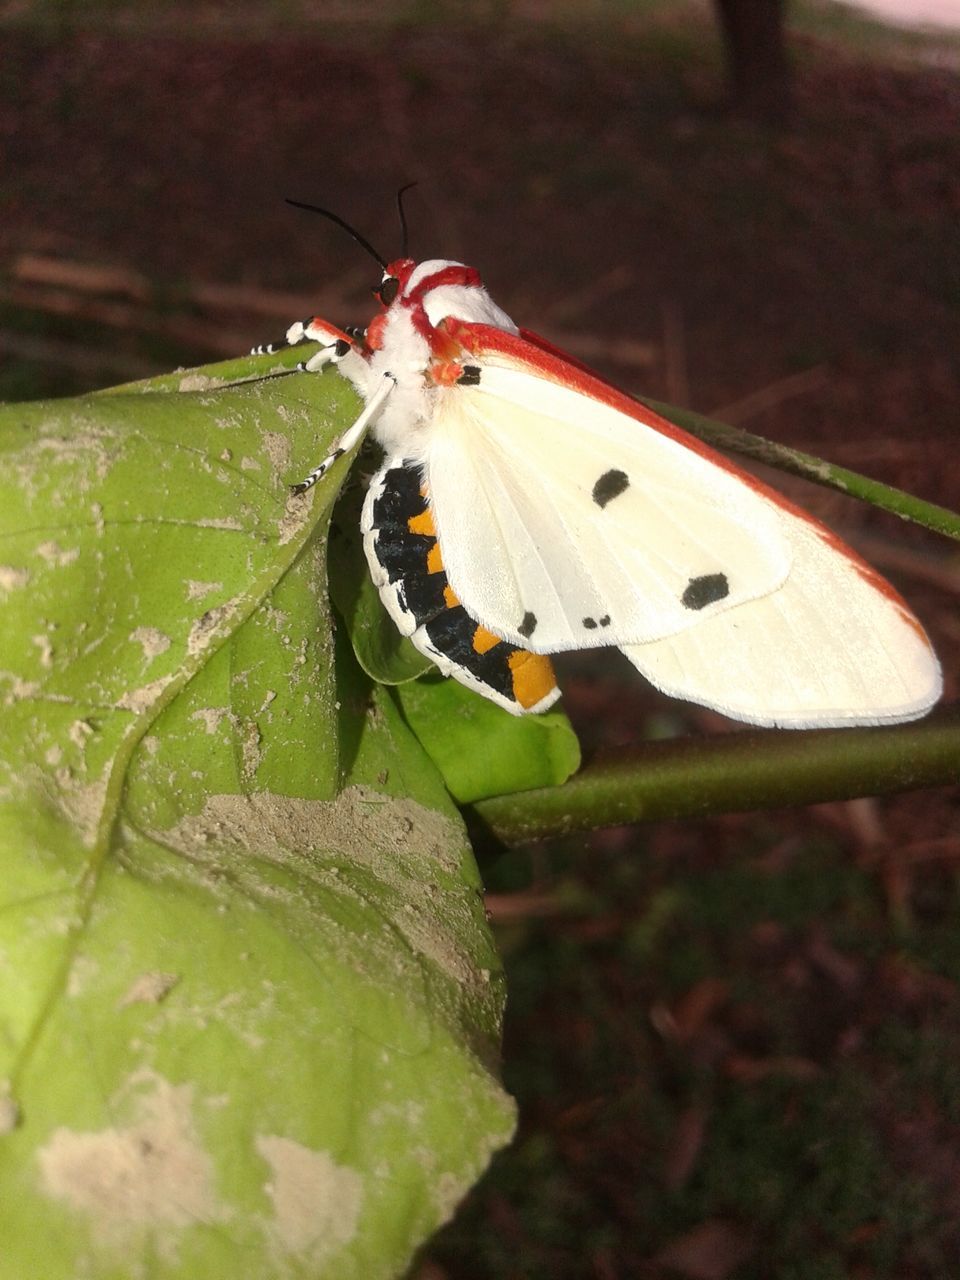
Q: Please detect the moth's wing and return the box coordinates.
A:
[623,505,942,727]
[426,352,792,653]
[426,325,940,726]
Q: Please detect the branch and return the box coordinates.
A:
[472,705,960,843]
[645,397,960,543]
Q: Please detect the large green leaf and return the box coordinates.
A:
[0,357,514,1280]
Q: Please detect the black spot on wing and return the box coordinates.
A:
[457,365,482,386]
[592,469,629,509]
[682,573,730,611]
[582,615,612,631]
[518,611,538,639]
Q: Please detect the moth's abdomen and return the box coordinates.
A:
[361,461,559,715]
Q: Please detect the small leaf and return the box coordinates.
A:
[394,674,582,805]
[0,358,515,1280]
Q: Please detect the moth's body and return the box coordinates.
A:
[356,304,433,459]
[260,244,942,728]
[344,260,519,462]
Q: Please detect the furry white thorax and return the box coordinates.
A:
[352,307,435,460]
[347,262,520,463]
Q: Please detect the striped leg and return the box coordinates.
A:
[253,315,393,496]
[291,372,396,495]
[252,316,358,358]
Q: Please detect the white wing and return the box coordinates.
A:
[423,344,940,726]
[623,506,942,727]
[426,362,791,652]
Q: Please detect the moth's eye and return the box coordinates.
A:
[376,277,400,306]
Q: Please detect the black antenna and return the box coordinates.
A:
[285,198,389,271]
[396,183,418,258]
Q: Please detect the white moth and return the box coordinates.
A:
[259,231,941,729]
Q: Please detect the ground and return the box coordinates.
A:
[3,2,960,1276]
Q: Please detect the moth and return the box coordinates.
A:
[257,203,941,729]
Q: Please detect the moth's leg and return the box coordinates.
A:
[251,316,357,358]
[252,314,384,494]
[254,319,373,392]
[290,370,397,496]
[250,322,308,356]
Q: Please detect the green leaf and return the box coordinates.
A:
[394,675,582,805]
[0,358,515,1280]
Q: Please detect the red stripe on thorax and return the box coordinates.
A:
[404,264,483,305]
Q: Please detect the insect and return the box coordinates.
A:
[256,201,941,729]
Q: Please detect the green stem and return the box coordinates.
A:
[472,705,960,842]
[644,397,960,543]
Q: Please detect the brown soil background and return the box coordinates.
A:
[4,5,960,1277]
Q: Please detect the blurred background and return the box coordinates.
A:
[4,1,959,1275]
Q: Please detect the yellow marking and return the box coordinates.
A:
[471,624,501,654]
[508,650,558,709]
[426,543,444,574]
[407,508,436,537]
[444,584,460,609]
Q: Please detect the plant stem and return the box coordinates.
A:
[472,706,960,842]
[645,397,960,543]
